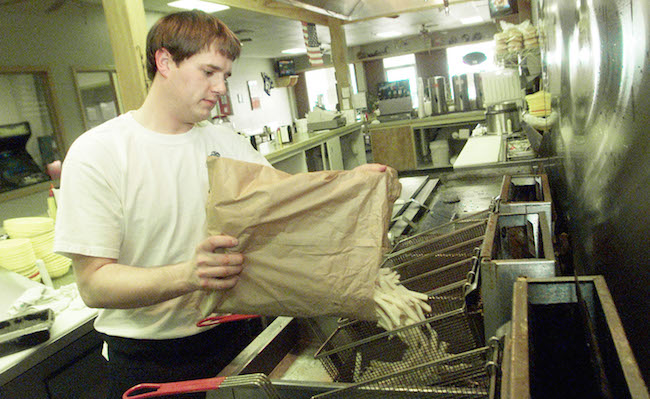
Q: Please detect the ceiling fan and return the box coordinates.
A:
[419,23,438,36]
[233,29,253,43]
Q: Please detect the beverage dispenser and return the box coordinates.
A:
[428,76,449,115]
[452,74,471,112]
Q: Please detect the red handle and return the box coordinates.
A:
[122,376,226,398]
[196,313,260,327]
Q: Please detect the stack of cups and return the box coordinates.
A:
[3,217,71,278]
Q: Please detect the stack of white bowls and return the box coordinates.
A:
[0,238,41,281]
[3,217,71,278]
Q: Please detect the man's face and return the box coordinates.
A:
[166,44,233,125]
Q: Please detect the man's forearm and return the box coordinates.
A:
[73,261,194,309]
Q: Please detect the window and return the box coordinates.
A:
[304,64,359,112]
[383,54,418,108]
[305,68,337,111]
[446,41,498,99]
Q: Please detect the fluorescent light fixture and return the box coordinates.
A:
[282,48,307,54]
[376,31,401,38]
[460,16,484,25]
[167,0,229,13]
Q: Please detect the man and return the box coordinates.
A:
[54,10,385,398]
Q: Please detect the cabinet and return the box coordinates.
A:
[0,319,108,399]
[367,111,486,172]
[369,126,416,171]
[266,123,366,174]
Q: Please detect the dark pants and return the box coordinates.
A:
[102,319,261,399]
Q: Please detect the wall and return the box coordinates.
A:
[415,49,449,82]
[0,4,115,151]
[541,0,650,382]
[362,59,385,106]
[227,58,294,135]
[350,23,498,63]
[0,4,294,152]
[290,23,497,111]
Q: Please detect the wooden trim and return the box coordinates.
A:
[0,181,57,203]
[70,66,122,131]
[213,0,332,25]
[214,0,329,24]
[328,17,350,107]
[340,0,477,24]
[0,66,67,156]
[101,0,148,112]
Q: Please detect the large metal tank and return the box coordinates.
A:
[538,0,650,383]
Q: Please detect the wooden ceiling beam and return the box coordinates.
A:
[339,0,479,24]
[212,0,336,25]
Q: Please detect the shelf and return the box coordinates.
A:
[497,47,541,68]
[275,75,299,87]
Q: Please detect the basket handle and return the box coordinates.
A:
[122,376,226,398]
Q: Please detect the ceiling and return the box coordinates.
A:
[1,0,493,59]
[142,0,493,58]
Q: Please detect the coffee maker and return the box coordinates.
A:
[0,122,50,193]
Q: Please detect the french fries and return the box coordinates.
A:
[374,268,432,331]
[351,270,470,384]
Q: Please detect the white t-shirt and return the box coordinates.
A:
[54,112,270,339]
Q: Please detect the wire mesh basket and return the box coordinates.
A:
[391,210,492,253]
[312,344,499,399]
[387,221,488,262]
[385,237,484,280]
[314,309,484,384]
[400,257,476,293]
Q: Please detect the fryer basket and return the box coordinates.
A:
[312,343,500,399]
[387,221,488,263]
[314,309,484,384]
[391,210,491,253]
[385,237,483,280]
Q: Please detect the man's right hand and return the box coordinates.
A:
[187,235,244,291]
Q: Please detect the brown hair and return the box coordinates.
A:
[145,10,241,80]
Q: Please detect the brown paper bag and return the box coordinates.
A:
[199,157,401,321]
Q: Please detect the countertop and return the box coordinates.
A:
[0,268,97,384]
[262,122,364,164]
[365,110,486,130]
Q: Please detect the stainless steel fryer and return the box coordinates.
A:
[479,211,557,340]
[497,174,553,233]
[210,167,554,399]
[501,276,649,399]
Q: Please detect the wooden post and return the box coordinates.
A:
[101,0,149,112]
[328,17,351,110]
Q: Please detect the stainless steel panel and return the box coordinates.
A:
[480,212,556,340]
[503,276,649,399]
[539,0,650,381]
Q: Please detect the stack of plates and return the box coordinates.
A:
[0,238,41,281]
[3,217,71,278]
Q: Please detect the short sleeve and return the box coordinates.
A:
[53,139,123,259]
